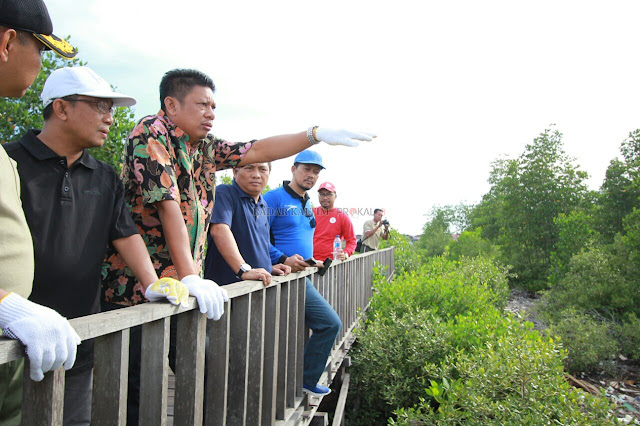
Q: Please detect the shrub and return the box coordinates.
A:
[392,320,615,425]
[348,309,454,425]
[611,313,640,360]
[538,247,639,324]
[446,227,500,261]
[548,311,619,374]
[380,229,421,277]
[367,256,510,323]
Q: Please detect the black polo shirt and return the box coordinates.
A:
[4,130,139,374]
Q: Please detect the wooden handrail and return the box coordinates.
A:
[0,247,394,425]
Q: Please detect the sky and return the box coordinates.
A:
[44,0,640,235]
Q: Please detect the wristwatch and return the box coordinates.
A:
[236,263,252,280]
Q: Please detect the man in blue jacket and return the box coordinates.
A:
[264,150,341,397]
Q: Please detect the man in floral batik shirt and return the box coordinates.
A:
[100,68,375,424]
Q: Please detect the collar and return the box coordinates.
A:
[232,180,265,205]
[283,180,310,204]
[20,130,97,169]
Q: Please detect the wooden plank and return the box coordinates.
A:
[331,374,350,426]
[139,317,170,426]
[246,289,265,425]
[174,310,206,426]
[206,302,230,426]
[286,279,299,406]
[295,278,305,399]
[227,294,250,425]
[262,284,280,426]
[92,329,130,426]
[276,281,290,420]
[22,364,65,425]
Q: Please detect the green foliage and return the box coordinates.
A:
[596,130,640,242]
[548,311,619,374]
[348,309,454,424]
[348,255,612,425]
[0,49,136,173]
[416,204,469,259]
[392,322,614,425]
[611,313,640,360]
[446,227,500,261]
[469,127,590,292]
[379,229,421,276]
[538,247,638,323]
[367,256,510,323]
[549,210,597,284]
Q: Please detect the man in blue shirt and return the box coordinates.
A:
[204,162,290,285]
[264,150,342,397]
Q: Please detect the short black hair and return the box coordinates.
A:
[0,26,31,45]
[374,208,383,215]
[235,162,272,171]
[159,69,215,111]
[42,95,77,120]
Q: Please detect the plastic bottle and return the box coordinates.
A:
[333,235,342,259]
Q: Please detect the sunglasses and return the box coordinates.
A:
[303,208,316,228]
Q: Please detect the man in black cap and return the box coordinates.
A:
[0,1,76,425]
[0,0,77,97]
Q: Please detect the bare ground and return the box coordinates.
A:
[506,289,640,424]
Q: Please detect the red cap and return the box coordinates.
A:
[318,182,336,193]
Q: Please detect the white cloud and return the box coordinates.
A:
[45,0,640,234]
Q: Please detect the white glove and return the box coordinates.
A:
[181,275,229,320]
[144,277,190,307]
[315,128,377,147]
[0,293,81,381]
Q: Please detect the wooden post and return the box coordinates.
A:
[139,318,170,426]
[92,329,130,426]
[174,310,206,426]
[22,364,65,425]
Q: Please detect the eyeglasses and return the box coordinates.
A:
[65,97,115,115]
[303,207,316,228]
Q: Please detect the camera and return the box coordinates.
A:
[381,218,390,226]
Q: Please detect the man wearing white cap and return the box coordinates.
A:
[313,182,357,261]
[3,66,190,425]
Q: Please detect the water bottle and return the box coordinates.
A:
[333,235,342,259]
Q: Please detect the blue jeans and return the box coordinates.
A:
[303,278,341,386]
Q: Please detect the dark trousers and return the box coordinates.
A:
[101,301,178,426]
[362,244,376,252]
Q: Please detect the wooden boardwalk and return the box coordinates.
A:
[0,248,395,425]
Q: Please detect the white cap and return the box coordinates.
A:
[41,66,137,108]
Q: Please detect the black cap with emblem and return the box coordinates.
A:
[0,0,77,59]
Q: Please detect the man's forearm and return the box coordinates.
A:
[112,234,159,290]
[157,200,197,279]
[210,224,245,273]
[239,132,311,166]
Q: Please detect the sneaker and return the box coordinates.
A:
[303,383,331,397]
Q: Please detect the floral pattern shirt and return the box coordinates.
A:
[102,111,253,306]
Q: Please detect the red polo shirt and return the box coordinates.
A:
[312,207,357,260]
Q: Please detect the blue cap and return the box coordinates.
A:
[294,150,325,169]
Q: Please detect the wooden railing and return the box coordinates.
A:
[0,247,394,425]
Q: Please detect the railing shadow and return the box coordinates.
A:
[0,248,394,426]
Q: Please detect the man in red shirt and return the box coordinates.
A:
[313,182,357,261]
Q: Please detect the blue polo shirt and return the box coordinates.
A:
[204,181,273,285]
[264,181,315,261]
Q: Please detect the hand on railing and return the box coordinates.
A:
[272,264,291,276]
[181,275,229,320]
[0,293,81,381]
[144,277,190,307]
[283,254,310,272]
